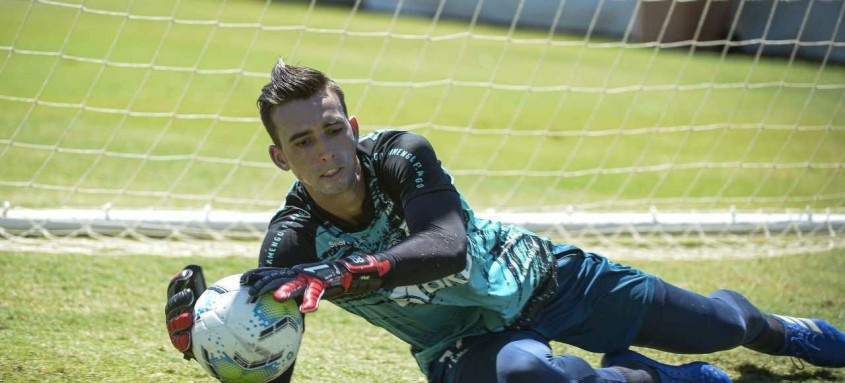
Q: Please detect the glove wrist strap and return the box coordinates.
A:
[335,254,391,296]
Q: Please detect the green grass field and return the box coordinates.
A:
[1,249,844,382]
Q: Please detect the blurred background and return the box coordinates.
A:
[1,0,843,257]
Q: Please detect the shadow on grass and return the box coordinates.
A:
[734,363,838,382]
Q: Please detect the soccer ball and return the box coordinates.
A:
[191,274,304,383]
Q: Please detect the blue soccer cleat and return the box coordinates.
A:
[774,315,845,367]
[602,350,732,383]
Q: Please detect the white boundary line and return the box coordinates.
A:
[2,206,843,237]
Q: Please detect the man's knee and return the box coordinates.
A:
[496,346,549,381]
[497,347,594,382]
[710,289,766,345]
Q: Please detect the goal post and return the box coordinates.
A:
[1,0,844,258]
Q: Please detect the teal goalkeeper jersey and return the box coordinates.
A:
[258,130,556,374]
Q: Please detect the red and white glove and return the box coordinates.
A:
[164,264,205,360]
[241,254,391,313]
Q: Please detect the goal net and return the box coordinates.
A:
[2,0,844,259]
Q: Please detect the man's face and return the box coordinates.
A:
[268,88,360,200]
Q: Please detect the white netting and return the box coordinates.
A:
[1,0,844,258]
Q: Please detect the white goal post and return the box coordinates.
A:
[1,0,844,258]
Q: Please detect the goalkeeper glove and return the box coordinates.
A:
[164,264,206,360]
[241,254,391,313]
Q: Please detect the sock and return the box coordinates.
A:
[594,367,629,383]
[744,313,786,354]
[609,365,660,383]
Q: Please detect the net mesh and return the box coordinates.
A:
[1,0,844,258]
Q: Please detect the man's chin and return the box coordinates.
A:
[314,182,353,197]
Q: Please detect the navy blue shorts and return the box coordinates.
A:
[529,244,656,353]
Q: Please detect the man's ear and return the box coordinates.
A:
[349,116,359,139]
[269,145,290,171]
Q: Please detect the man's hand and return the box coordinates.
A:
[164,264,206,360]
[241,254,390,313]
[240,267,299,297]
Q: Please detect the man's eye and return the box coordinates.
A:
[295,138,312,147]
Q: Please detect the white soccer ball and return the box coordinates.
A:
[191,274,303,383]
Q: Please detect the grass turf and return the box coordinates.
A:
[0,249,843,382]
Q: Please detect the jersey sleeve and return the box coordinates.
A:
[379,188,467,287]
[258,206,319,268]
[367,131,468,287]
[374,132,456,208]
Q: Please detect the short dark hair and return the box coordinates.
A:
[257,59,348,146]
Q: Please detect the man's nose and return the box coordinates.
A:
[316,137,335,162]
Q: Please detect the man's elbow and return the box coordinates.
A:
[444,234,468,275]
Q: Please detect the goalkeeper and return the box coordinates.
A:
[166,61,845,383]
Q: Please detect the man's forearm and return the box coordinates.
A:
[378,190,468,287]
